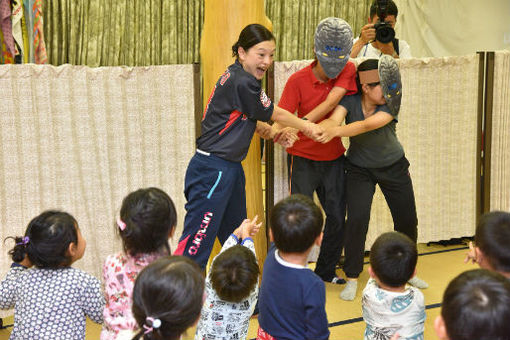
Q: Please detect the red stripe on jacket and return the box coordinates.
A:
[219,110,242,135]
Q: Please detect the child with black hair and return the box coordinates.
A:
[464,211,510,278]
[195,216,261,340]
[362,232,425,340]
[0,210,104,339]
[434,269,510,340]
[116,256,205,340]
[257,194,329,340]
[102,187,177,339]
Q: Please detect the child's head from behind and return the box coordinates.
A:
[270,194,323,253]
[369,231,417,288]
[8,210,84,268]
[475,211,510,274]
[118,187,177,256]
[131,256,205,340]
[210,245,259,303]
[436,269,510,340]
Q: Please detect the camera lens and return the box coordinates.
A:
[375,23,395,44]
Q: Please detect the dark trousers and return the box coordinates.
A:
[174,152,246,269]
[343,156,418,278]
[288,154,346,280]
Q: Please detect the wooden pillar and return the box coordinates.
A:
[200,0,272,272]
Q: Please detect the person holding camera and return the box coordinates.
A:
[351,0,411,59]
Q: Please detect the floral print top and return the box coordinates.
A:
[101,250,166,340]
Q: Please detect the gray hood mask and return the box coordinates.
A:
[378,54,402,115]
[314,17,353,79]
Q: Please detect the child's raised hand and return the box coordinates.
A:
[233,220,249,239]
[240,215,262,239]
[464,241,477,264]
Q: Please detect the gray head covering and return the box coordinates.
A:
[314,17,353,79]
[378,54,402,115]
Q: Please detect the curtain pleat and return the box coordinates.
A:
[490,51,510,211]
[42,0,204,66]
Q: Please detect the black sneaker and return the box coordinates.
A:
[324,276,346,285]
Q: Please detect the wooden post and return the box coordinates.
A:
[200,0,272,272]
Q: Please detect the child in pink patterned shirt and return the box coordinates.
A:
[101,187,177,340]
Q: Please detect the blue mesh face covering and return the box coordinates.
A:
[314,17,353,79]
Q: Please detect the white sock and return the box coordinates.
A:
[408,276,429,289]
[340,280,358,301]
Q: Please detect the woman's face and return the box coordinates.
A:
[238,40,276,80]
[364,83,386,105]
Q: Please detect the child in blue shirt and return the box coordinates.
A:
[258,194,329,340]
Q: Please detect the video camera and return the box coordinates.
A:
[374,0,395,44]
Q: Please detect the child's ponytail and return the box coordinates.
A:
[6,236,30,263]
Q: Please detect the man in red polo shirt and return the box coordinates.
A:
[277,17,357,284]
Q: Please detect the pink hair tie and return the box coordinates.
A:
[117,218,126,231]
[143,317,161,334]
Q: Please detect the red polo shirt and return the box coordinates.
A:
[278,60,357,161]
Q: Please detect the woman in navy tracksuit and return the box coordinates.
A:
[174,24,321,268]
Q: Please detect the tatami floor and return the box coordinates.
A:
[0,242,472,340]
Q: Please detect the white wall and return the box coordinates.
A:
[394,0,510,57]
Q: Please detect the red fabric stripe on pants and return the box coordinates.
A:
[173,235,190,255]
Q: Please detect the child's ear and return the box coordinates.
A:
[474,246,490,269]
[475,246,483,262]
[67,242,77,258]
[168,226,176,239]
[434,315,449,340]
[269,228,274,242]
[314,232,323,247]
[368,265,376,278]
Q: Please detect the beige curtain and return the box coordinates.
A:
[273,55,480,249]
[489,50,510,211]
[266,0,372,61]
[0,64,196,288]
[42,0,203,66]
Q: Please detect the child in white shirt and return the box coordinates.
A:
[362,232,425,340]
